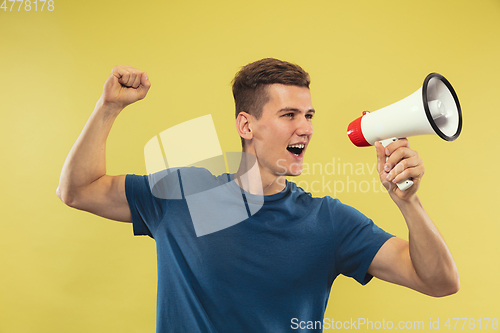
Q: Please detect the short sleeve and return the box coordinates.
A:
[331,199,394,285]
[125,174,167,238]
[125,167,217,238]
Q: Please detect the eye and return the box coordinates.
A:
[306,113,314,120]
[283,112,294,118]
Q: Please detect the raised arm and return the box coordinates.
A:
[367,139,460,297]
[56,65,151,222]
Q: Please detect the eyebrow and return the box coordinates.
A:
[278,107,316,114]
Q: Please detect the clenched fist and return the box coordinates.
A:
[100,65,151,109]
[375,138,424,202]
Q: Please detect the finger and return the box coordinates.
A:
[127,67,146,88]
[384,138,410,156]
[125,71,138,87]
[111,66,122,79]
[131,73,142,89]
[386,156,423,183]
[392,164,424,185]
[112,66,129,85]
[112,66,143,87]
[385,146,418,171]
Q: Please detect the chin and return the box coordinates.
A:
[275,158,304,177]
[285,165,303,177]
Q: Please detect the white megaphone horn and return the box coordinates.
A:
[347,73,462,191]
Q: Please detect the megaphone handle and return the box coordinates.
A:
[379,137,414,191]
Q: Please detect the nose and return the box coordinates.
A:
[296,115,313,137]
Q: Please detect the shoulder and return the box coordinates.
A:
[129,166,219,200]
[290,181,370,223]
[286,181,346,219]
[288,180,343,209]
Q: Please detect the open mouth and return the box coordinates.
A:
[286,144,305,156]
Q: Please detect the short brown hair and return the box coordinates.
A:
[232,58,310,145]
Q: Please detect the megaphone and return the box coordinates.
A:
[347,73,462,191]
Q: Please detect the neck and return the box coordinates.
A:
[234,152,286,196]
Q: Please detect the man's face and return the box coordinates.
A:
[249,83,314,178]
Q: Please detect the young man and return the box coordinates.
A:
[57,59,459,332]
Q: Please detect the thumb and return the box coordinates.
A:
[374,141,386,175]
[136,72,151,100]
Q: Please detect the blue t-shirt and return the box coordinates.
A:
[125,167,393,332]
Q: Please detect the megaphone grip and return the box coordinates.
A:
[379,137,414,191]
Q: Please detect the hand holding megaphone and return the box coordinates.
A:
[347,73,462,191]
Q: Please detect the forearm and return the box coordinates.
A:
[57,99,123,203]
[396,195,460,296]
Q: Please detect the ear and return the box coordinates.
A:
[236,111,253,142]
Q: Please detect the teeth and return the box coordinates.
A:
[288,144,305,149]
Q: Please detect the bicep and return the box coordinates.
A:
[70,175,132,223]
[368,237,433,296]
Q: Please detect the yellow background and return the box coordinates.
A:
[1,0,499,332]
